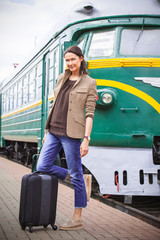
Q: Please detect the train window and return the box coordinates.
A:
[6,90,9,112]
[23,76,28,105]
[4,92,7,113]
[35,62,42,99]
[78,39,84,51]
[49,67,53,81]
[49,51,54,96]
[54,47,59,83]
[78,38,85,52]
[36,63,42,100]
[29,71,34,102]
[2,93,6,114]
[120,29,160,56]
[37,62,42,77]
[50,51,54,67]
[38,76,42,100]
[77,32,89,52]
[9,89,11,111]
[9,88,13,111]
[49,67,54,90]
[33,67,38,100]
[11,87,14,110]
[18,80,22,107]
[35,67,38,98]
[13,84,17,109]
[88,30,115,58]
[1,94,3,113]
[8,90,10,111]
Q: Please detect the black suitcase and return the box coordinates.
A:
[19,172,58,233]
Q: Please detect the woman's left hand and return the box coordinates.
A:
[80,139,89,157]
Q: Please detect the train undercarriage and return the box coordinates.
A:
[2,140,37,166]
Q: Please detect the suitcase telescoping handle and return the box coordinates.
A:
[32,171,45,174]
[32,171,50,175]
[32,171,57,177]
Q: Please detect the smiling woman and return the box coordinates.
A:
[65,53,83,74]
[64,45,88,75]
[36,45,97,230]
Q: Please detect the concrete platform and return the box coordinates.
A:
[0,156,160,240]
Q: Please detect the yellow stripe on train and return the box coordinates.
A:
[2,95,55,119]
[88,58,160,69]
[96,79,160,114]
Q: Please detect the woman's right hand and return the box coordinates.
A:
[42,132,47,144]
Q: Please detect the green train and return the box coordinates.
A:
[1,0,160,198]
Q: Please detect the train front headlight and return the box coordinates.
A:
[96,89,117,108]
[102,93,112,104]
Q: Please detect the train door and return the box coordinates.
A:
[41,52,50,140]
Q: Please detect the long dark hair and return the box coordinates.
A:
[64,45,88,75]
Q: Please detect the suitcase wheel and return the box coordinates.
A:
[43,225,48,228]
[29,226,33,233]
[51,224,57,230]
[21,225,26,231]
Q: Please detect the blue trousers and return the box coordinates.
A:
[37,132,87,208]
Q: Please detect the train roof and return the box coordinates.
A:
[52,0,160,38]
[1,0,160,90]
[64,0,160,24]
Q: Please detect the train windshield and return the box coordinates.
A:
[88,30,115,58]
[120,28,160,56]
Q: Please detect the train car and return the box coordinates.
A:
[0,0,160,199]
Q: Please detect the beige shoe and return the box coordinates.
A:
[83,174,92,201]
[59,219,82,230]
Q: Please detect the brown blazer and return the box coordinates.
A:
[45,69,97,139]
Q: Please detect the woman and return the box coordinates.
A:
[37,45,97,230]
